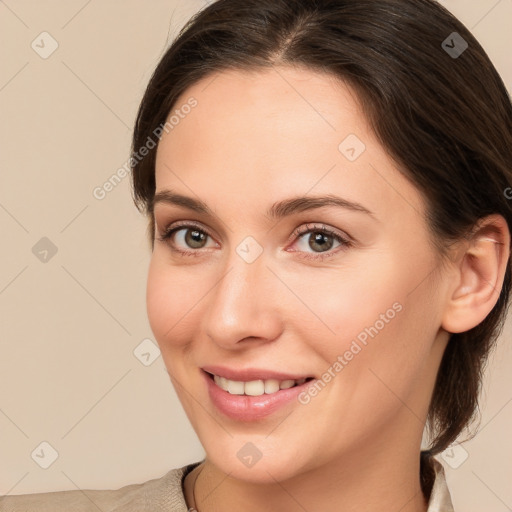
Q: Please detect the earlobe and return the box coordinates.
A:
[442,214,510,334]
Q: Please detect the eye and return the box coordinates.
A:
[288,223,353,261]
[156,220,353,261]
[156,221,217,256]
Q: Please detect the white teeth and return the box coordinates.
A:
[264,379,280,394]
[244,380,265,396]
[227,379,245,395]
[212,374,308,396]
[279,379,295,390]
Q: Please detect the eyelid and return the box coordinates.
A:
[158,221,349,244]
[165,219,213,236]
[157,219,218,247]
[157,219,353,260]
[287,222,352,245]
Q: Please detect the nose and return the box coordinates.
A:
[201,247,283,350]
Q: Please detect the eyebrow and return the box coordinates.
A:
[152,189,376,220]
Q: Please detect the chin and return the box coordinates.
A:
[200,435,313,484]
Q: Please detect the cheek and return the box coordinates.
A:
[329,268,441,413]
[299,251,437,376]
[146,256,201,349]
[279,259,403,357]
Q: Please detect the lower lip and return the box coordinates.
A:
[203,370,314,422]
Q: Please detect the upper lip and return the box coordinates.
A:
[202,365,313,382]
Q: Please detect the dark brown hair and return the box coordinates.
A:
[130,0,512,500]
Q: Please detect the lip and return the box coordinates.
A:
[201,365,313,382]
[202,369,316,422]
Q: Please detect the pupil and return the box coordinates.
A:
[310,232,333,252]
[187,229,206,248]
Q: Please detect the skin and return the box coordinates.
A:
[146,66,510,512]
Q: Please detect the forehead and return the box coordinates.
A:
[154,66,426,224]
[165,65,367,143]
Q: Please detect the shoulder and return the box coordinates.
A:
[0,461,202,512]
[428,458,455,512]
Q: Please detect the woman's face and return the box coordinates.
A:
[147,66,452,482]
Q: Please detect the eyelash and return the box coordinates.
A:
[155,221,353,261]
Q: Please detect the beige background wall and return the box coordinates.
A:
[0,1,511,510]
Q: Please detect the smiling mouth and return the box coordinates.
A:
[205,371,315,397]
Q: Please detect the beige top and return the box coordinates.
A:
[0,458,454,511]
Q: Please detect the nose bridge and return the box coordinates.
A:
[203,240,281,345]
[212,244,268,320]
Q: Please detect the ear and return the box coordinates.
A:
[442,214,510,334]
